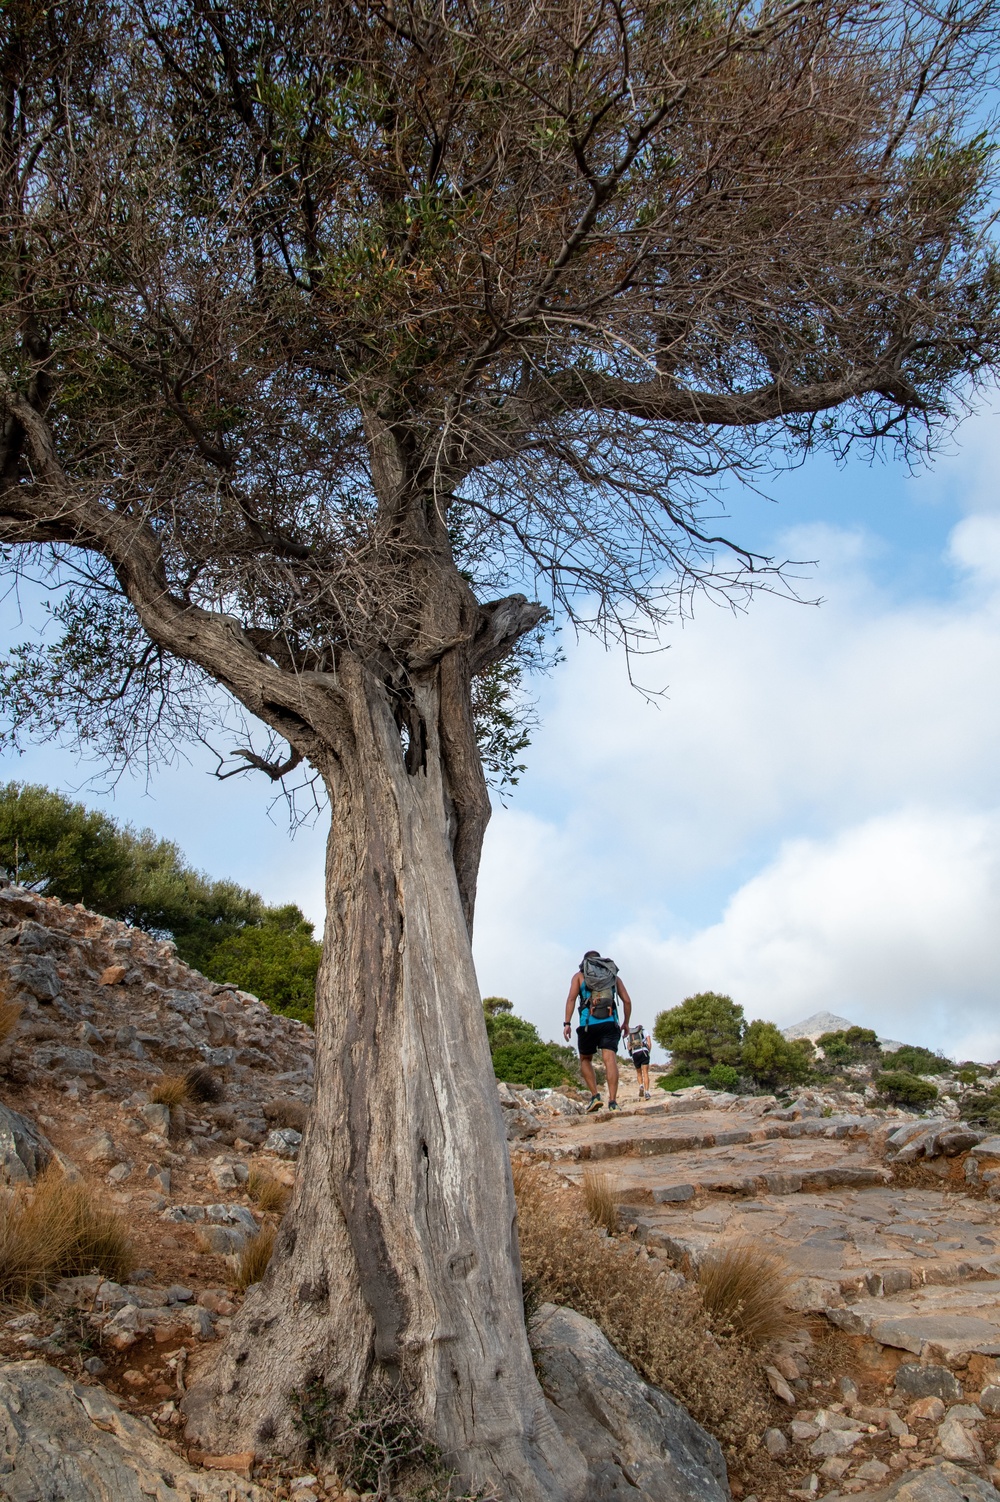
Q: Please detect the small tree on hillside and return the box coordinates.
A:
[2,2,999,1494]
[740,1021,815,1088]
[654,993,746,1072]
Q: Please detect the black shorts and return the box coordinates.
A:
[577,1021,621,1058]
[631,1050,650,1071]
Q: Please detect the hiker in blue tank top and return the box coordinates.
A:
[562,950,633,1114]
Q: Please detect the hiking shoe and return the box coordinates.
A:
[608,1101,619,1111]
[644,1090,651,1099]
[585,1095,603,1114]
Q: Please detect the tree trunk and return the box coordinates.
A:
[182,656,587,1502]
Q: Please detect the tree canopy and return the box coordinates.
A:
[654,992,745,1071]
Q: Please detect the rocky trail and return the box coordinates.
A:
[2,883,1000,1502]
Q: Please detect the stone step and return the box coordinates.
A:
[826,1280,1000,1360]
[525,1109,874,1164]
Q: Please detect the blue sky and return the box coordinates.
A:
[3,404,1000,1060]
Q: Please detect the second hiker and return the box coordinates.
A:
[563,950,633,1113]
[627,1022,653,1099]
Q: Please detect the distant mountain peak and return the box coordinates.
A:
[781,1011,903,1052]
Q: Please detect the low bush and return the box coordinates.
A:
[247,1169,290,1215]
[707,1064,740,1090]
[581,1172,618,1235]
[696,1240,796,1348]
[886,1044,952,1076]
[183,1065,223,1104]
[491,1041,568,1088]
[232,1224,276,1291]
[655,1071,706,1092]
[513,1163,769,1461]
[960,1084,1000,1131]
[875,1070,939,1108]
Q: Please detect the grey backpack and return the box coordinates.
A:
[580,955,619,1022]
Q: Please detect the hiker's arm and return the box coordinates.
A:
[617,979,633,1031]
[562,974,581,1039]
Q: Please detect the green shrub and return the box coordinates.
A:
[653,993,743,1072]
[707,1064,740,1090]
[884,1044,952,1076]
[655,1070,706,1092]
[875,1070,939,1108]
[960,1085,1000,1130]
[740,1021,814,1088]
[491,1041,568,1088]
[816,1026,881,1066]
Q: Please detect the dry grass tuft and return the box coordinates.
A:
[149,1074,190,1107]
[513,1162,769,1462]
[232,1224,276,1291]
[184,1065,223,1103]
[0,1172,135,1303]
[0,1000,22,1046]
[696,1239,797,1349]
[0,1187,69,1303]
[581,1171,618,1234]
[246,1168,290,1215]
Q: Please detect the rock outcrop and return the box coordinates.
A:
[532,1303,730,1502]
[0,1359,270,1500]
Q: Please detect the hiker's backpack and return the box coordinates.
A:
[579,955,619,1025]
[629,1025,646,1052]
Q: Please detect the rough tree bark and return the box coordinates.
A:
[181,652,588,1500]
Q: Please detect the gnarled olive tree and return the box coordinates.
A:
[1,1,998,1494]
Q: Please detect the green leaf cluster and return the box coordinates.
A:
[0,782,321,1021]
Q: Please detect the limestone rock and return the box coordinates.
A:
[0,1359,272,1499]
[100,964,128,985]
[765,1427,789,1456]
[895,1365,963,1402]
[531,1303,730,1502]
[0,1101,52,1183]
[909,1398,946,1423]
[262,1127,301,1157]
[980,1387,1000,1415]
[936,1416,985,1464]
[765,1365,797,1404]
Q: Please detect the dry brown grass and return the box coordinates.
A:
[581,1171,618,1235]
[232,1224,276,1291]
[149,1074,190,1107]
[513,1162,769,1462]
[246,1168,290,1215]
[696,1239,797,1349]
[0,1000,22,1046]
[0,1172,135,1303]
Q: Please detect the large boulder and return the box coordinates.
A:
[531,1303,730,1502]
[0,1102,52,1183]
[0,1360,271,1501]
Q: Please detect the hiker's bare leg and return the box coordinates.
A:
[603,1049,619,1103]
[579,1056,599,1096]
[641,1064,650,1091]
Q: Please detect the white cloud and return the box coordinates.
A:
[474,466,1000,1061]
[613,808,1000,1062]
